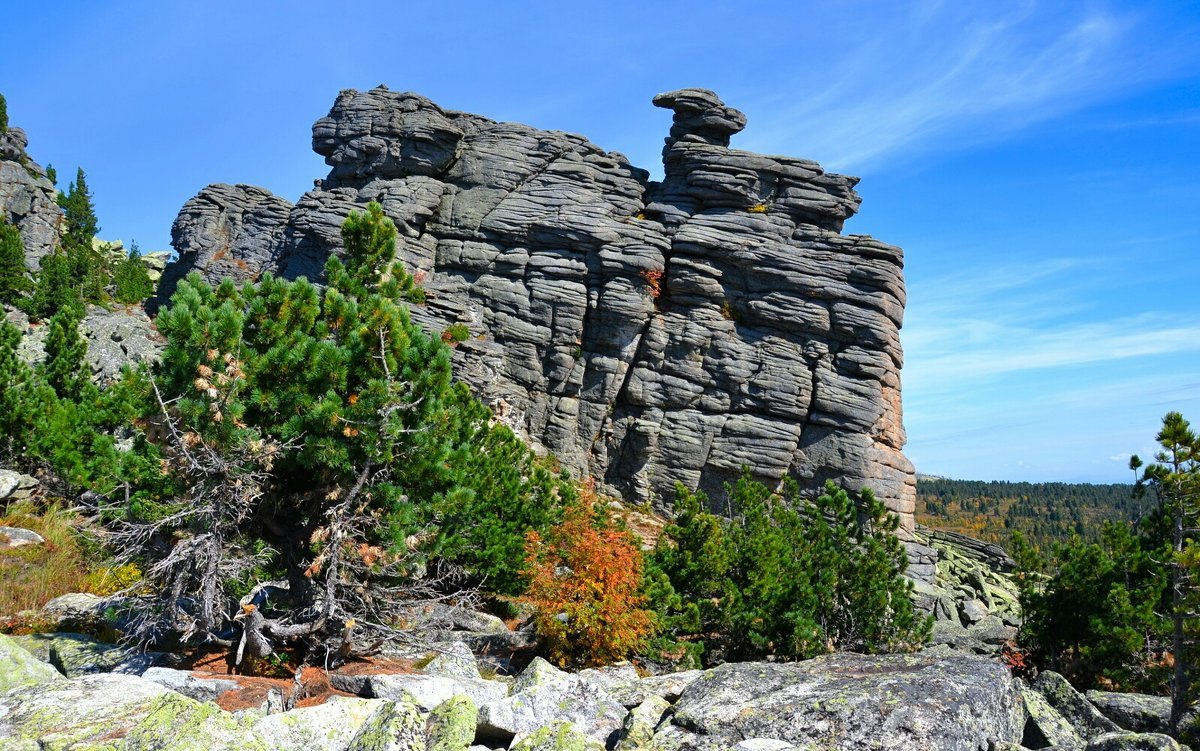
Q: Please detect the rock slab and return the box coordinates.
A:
[665,649,1024,750]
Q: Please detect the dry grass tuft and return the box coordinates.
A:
[0,500,119,622]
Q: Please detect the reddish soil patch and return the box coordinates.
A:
[178,647,420,712]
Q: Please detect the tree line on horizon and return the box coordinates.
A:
[917,476,1145,552]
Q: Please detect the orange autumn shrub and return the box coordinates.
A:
[522,486,656,667]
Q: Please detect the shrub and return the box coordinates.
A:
[99,202,569,650]
[0,220,31,306]
[441,323,470,344]
[747,203,768,213]
[522,484,656,667]
[639,268,664,299]
[112,244,154,304]
[649,471,929,664]
[0,501,103,617]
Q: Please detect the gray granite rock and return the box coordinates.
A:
[0,525,43,549]
[142,666,241,703]
[1022,683,1085,750]
[0,126,62,271]
[1034,671,1121,740]
[1086,690,1172,735]
[665,650,1024,751]
[1085,732,1185,751]
[10,631,162,677]
[160,87,920,567]
[0,468,38,501]
[423,640,483,682]
[0,632,64,694]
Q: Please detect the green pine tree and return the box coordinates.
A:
[648,470,929,665]
[0,320,34,448]
[112,244,154,304]
[27,252,78,321]
[0,93,7,135]
[0,220,32,306]
[126,201,569,649]
[57,168,107,302]
[43,301,90,402]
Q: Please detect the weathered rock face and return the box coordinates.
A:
[6,303,164,382]
[159,86,915,533]
[666,649,1024,750]
[0,126,62,271]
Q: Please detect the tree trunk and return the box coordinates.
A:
[1172,495,1188,734]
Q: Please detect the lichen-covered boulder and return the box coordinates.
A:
[578,662,641,690]
[1086,732,1185,751]
[120,691,266,751]
[510,720,606,751]
[1021,684,1085,750]
[426,695,477,751]
[1034,671,1120,740]
[609,670,704,709]
[477,657,627,746]
[423,641,482,682]
[251,696,392,750]
[10,631,158,677]
[0,672,172,748]
[665,650,1023,751]
[0,631,63,694]
[39,591,128,634]
[367,672,507,712]
[1086,691,1172,735]
[616,695,671,749]
[0,469,38,501]
[346,696,426,751]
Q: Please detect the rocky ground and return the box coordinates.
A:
[0,595,1188,751]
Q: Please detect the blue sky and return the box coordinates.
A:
[2,1,1197,482]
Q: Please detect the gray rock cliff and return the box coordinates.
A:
[0,126,62,270]
[158,86,918,541]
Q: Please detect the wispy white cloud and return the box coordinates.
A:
[900,251,1200,481]
[906,314,1200,384]
[739,4,1194,170]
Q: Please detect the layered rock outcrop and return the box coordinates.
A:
[0,126,61,270]
[159,86,916,536]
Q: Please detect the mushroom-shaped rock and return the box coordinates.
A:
[653,88,747,145]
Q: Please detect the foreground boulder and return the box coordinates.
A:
[1034,671,1121,740]
[477,657,627,746]
[663,649,1023,750]
[10,631,159,677]
[0,672,175,748]
[1086,691,1173,736]
[1086,732,1186,751]
[0,632,63,694]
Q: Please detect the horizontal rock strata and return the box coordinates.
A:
[0,126,61,270]
[159,86,918,539]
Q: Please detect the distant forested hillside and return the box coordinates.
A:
[915,477,1145,552]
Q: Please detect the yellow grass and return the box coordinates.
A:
[0,500,119,621]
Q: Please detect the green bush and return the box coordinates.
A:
[441,323,470,344]
[112,245,154,304]
[145,203,566,600]
[0,93,7,135]
[0,221,31,307]
[647,471,930,665]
